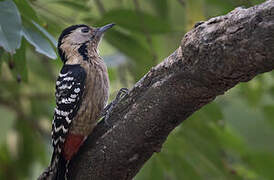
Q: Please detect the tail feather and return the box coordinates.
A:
[38,151,68,180]
[39,133,85,180]
[55,154,68,180]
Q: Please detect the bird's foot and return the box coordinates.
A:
[102,88,129,126]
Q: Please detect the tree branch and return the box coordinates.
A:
[69,1,274,179]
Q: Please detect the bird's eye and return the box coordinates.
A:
[81,28,90,33]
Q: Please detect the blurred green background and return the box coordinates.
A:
[0,0,273,179]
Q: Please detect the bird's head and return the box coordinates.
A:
[57,23,115,64]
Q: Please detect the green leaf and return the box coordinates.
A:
[239,81,263,107]
[105,30,154,79]
[97,9,172,34]
[82,17,97,24]
[52,0,90,11]
[246,152,274,179]
[11,38,28,82]
[135,155,165,180]
[0,105,16,145]
[251,0,266,6]
[0,47,4,74]
[185,0,206,30]
[205,0,234,8]
[150,0,168,18]
[15,118,47,178]
[0,0,22,53]
[13,0,40,23]
[14,0,57,48]
[263,105,274,129]
[107,68,117,82]
[222,99,274,151]
[201,102,223,122]
[103,53,127,68]
[22,26,57,59]
[33,14,63,40]
[32,21,57,47]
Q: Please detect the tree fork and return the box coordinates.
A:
[69,1,274,179]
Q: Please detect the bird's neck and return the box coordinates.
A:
[64,48,101,65]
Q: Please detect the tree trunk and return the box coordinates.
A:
[69,1,274,179]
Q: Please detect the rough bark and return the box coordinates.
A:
[69,1,274,179]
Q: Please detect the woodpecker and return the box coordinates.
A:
[39,23,115,180]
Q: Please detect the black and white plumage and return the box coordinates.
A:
[39,23,114,180]
[52,65,86,156]
[48,64,86,179]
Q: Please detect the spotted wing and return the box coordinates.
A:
[52,64,86,153]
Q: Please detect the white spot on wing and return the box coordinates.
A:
[59,84,72,90]
[61,98,69,104]
[65,116,71,123]
[55,108,69,116]
[57,146,62,153]
[54,125,68,133]
[74,88,80,93]
[59,72,68,77]
[70,94,77,98]
[59,137,65,143]
[63,77,74,81]
[68,98,76,102]
[60,98,74,104]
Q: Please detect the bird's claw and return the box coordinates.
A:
[115,88,129,102]
[102,88,129,126]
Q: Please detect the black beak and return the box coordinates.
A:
[96,23,115,37]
